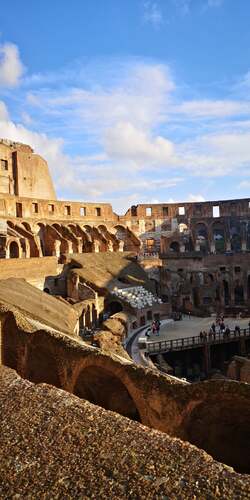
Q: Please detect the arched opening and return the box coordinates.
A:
[85,305,91,328]
[223,280,230,306]
[22,222,32,232]
[107,301,123,315]
[184,399,250,473]
[92,304,98,327]
[247,222,250,250]
[9,241,19,258]
[169,241,180,253]
[212,222,225,253]
[37,223,46,256]
[248,275,250,300]
[230,222,242,252]
[234,285,244,305]
[192,288,200,308]
[74,366,141,421]
[26,344,61,388]
[195,223,209,253]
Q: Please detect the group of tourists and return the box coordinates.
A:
[145,319,161,337]
[199,314,250,342]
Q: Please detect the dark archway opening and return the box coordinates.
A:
[26,345,61,388]
[74,366,141,421]
[170,241,180,253]
[247,275,250,300]
[9,241,19,258]
[223,280,229,306]
[235,285,244,305]
[107,301,123,315]
[185,399,250,474]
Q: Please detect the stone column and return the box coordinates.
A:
[119,240,124,252]
[94,240,100,253]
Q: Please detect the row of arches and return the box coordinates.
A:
[5,221,141,258]
[165,220,250,254]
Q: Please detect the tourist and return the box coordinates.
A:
[199,331,203,340]
[225,326,230,338]
[234,324,240,335]
[220,321,225,334]
[155,319,161,336]
[151,321,157,335]
[211,322,216,333]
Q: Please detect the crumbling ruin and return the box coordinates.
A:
[0,139,250,494]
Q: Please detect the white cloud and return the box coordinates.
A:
[105,121,175,166]
[238,180,250,189]
[0,101,9,120]
[0,43,24,87]
[188,194,206,202]
[175,99,250,118]
[143,2,163,28]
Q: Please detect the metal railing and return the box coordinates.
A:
[146,327,250,354]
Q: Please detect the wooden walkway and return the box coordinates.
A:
[146,327,250,355]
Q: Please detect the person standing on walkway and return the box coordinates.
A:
[155,319,161,336]
[152,321,157,336]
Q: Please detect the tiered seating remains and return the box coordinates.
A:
[111,286,162,309]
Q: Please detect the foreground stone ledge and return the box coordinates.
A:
[0,366,250,499]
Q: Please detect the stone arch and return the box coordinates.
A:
[73,365,141,421]
[7,220,15,229]
[212,221,225,253]
[8,240,20,258]
[183,397,250,473]
[169,241,180,253]
[234,284,244,305]
[113,225,140,252]
[195,222,209,253]
[52,223,61,232]
[26,342,61,388]
[21,222,32,232]
[230,220,242,252]
[107,300,123,315]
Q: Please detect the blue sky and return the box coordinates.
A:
[0,0,250,213]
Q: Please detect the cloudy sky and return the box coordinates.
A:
[0,0,250,213]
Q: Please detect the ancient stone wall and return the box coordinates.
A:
[0,140,56,199]
[1,311,250,473]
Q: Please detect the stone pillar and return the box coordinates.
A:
[119,240,124,252]
[94,240,100,253]
[226,240,231,252]
[68,241,73,254]
[108,240,114,252]
[210,242,216,254]
[54,240,61,257]
[242,241,247,251]
[77,238,82,253]
[195,241,200,252]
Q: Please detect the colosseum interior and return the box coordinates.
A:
[1,138,250,496]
